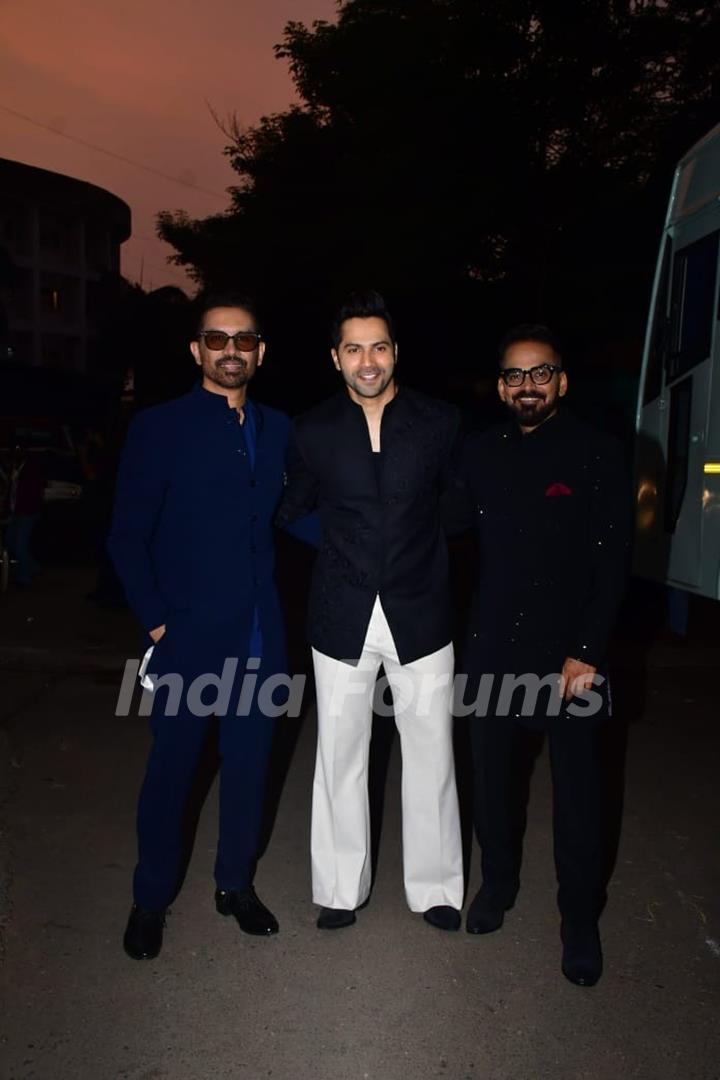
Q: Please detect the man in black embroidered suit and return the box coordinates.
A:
[459,324,631,986]
[276,292,463,931]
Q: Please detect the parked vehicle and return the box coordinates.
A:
[635,122,720,601]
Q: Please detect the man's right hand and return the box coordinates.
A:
[149,624,166,644]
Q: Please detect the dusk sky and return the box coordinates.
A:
[1,0,338,290]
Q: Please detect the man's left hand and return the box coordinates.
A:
[560,657,597,701]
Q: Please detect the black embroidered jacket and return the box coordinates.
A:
[275,386,462,665]
[459,410,632,679]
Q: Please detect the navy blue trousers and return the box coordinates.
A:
[133,689,275,910]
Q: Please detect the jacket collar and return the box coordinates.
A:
[191,381,262,430]
[339,384,404,416]
[507,408,565,444]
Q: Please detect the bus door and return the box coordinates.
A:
[662,218,719,587]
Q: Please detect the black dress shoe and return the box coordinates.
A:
[215,887,279,936]
[423,905,461,931]
[123,905,165,960]
[561,922,603,986]
[465,886,514,935]
[316,907,356,930]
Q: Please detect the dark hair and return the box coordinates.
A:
[498,324,563,365]
[330,290,395,350]
[194,289,261,335]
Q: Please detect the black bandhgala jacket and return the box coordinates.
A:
[458,409,633,682]
[275,386,462,665]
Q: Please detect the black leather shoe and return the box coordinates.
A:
[465,886,514,934]
[561,922,603,986]
[423,905,461,931]
[317,907,356,930]
[215,887,279,936]
[123,905,165,960]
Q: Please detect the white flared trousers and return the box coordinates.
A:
[311,596,464,912]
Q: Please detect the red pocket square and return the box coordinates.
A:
[545,482,573,496]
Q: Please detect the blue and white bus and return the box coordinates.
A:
[635,123,720,601]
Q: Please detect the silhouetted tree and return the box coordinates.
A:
[158,0,719,398]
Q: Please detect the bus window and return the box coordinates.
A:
[644,237,672,404]
[667,230,719,381]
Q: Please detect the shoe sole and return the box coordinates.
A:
[561,964,602,987]
[316,914,356,930]
[123,941,161,960]
[216,901,279,935]
[465,901,514,935]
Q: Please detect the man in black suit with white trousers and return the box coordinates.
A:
[276,291,464,931]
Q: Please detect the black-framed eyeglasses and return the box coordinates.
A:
[198,330,262,352]
[499,363,562,387]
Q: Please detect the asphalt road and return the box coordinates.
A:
[1,565,719,1080]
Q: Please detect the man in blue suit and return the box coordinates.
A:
[109,290,297,959]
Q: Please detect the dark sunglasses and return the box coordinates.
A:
[499,363,562,387]
[198,330,262,352]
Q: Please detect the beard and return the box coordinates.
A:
[205,355,252,388]
[345,367,394,399]
[505,391,557,428]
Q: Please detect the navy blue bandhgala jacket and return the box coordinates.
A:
[108,383,297,685]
